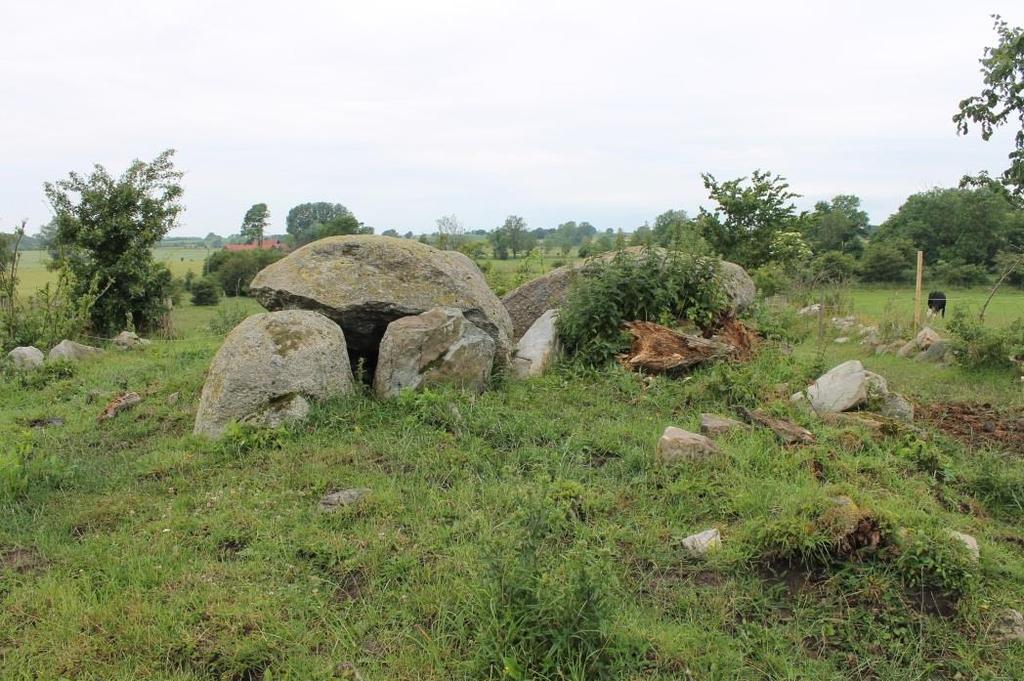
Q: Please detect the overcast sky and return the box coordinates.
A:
[2,1,1021,237]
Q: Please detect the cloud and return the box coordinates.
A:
[1,0,1020,235]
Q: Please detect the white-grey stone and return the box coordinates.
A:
[794,360,869,414]
[657,426,719,463]
[511,309,559,379]
[864,371,889,396]
[834,336,850,344]
[797,303,821,316]
[682,528,721,556]
[112,330,150,349]
[373,307,495,399]
[193,310,355,438]
[48,339,103,362]
[993,609,1024,643]
[7,346,44,370]
[948,530,980,562]
[916,340,952,363]
[319,487,371,511]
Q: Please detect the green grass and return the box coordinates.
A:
[846,285,1024,331]
[14,247,211,296]
[2,296,1024,678]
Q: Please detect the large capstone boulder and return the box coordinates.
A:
[48,339,103,362]
[511,309,559,379]
[194,310,355,437]
[501,247,755,340]
[373,307,495,398]
[249,235,513,373]
[7,346,44,370]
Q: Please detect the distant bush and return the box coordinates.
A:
[811,250,857,283]
[947,310,1024,369]
[190,277,221,306]
[204,249,283,296]
[751,263,792,297]
[207,300,250,334]
[859,239,915,282]
[932,260,991,287]
[556,248,728,364]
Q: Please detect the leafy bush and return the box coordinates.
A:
[204,249,284,296]
[932,260,991,287]
[1,270,95,353]
[190,276,221,306]
[751,263,792,297]
[811,250,857,283]
[859,238,915,282]
[894,528,977,595]
[556,248,728,364]
[947,310,1024,369]
[207,300,251,334]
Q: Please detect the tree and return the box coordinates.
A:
[45,149,182,335]
[190,276,221,306]
[435,214,464,250]
[381,228,399,238]
[697,170,801,268]
[286,202,350,244]
[241,203,269,247]
[496,215,531,258]
[859,238,915,282]
[802,195,869,256]
[204,232,224,249]
[955,16,1024,196]
[872,186,1024,267]
[651,209,693,246]
[315,212,366,240]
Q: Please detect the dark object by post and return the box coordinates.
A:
[927,291,946,318]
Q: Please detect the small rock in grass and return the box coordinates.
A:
[834,336,850,344]
[948,530,980,562]
[993,609,1024,643]
[657,426,719,463]
[879,393,914,422]
[112,330,149,349]
[166,391,180,406]
[7,346,44,370]
[699,413,747,437]
[319,488,371,511]
[682,528,721,556]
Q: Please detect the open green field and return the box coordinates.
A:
[15,248,210,296]
[2,290,1024,678]
[846,286,1024,332]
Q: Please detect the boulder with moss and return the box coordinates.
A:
[249,235,513,372]
[194,310,355,437]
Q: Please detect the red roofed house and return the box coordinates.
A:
[224,238,287,252]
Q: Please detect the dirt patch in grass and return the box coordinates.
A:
[1,547,47,574]
[918,402,1024,453]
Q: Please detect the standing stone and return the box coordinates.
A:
[7,346,44,370]
[373,307,495,398]
[48,340,103,362]
[699,413,747,437]
[656,426,719,463]
[194,310,355,437]
[249,235,513,369]
[511,309,559,379]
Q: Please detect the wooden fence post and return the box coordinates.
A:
[913,250,924,330]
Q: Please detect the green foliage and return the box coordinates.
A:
[240,203,270,246]
[204,249,284,296]
[2,269,96,352]
[858,238,915,282]
[207,300,252,335]
[44,149,182,335]
[955,15,1024,196]
[931,260,991,287]
[285,202,351,245]
[13,358,75,390]
[698,170,801,268]
[490,215,534,259]
[802,195,869,256]
[964,454,1024,520]
[894,529,977,595]
[314,212,369,241]
[810,250,858,283]
[190,277,221,306]
[750,263,792,298]
[749,302,809,344]
[556,248,728,364]
[0,434,69,502]
[873,186,1024,268]
[475,504,628,680]
[947,310,1024,369]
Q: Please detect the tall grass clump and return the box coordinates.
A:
[556,248,728,364]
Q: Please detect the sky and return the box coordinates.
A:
[1,1,1022,237]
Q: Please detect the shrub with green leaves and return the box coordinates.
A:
[190,276,221,306]
[203,249,284,297]
[947,310,1024,369]
[894,528,977,595]
[556,248,728,364]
